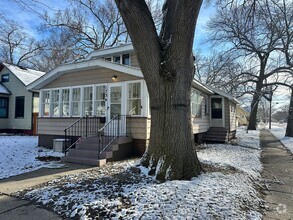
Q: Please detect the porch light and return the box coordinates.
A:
[112,75,118,81]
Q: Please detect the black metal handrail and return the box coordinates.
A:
[98,114,127,157]
[64,115,104,155]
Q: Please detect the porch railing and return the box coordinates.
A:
[64,115,104,155]
[98,114,127,157]
[64,114,128,156]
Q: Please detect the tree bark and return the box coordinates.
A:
[247,58,266,130]
[285,87,293,137]
[115,0,203,181]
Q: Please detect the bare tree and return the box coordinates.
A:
[194,51,243,95]
[208,0,293,130]
[0,16,44,66]
[114,0,203,181]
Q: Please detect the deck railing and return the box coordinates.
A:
[64,115,104,155]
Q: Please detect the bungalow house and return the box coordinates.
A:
[28,44,239,165]
[0,62,45,135]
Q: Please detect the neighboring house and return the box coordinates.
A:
[0,62,46,135]
[236,105,250,126]
[28,44,239,165]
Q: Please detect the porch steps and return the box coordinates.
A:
[203,127,229,143]
[62,136,133,166]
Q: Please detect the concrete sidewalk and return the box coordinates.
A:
[0,162,93,219]
[260,129,293,219]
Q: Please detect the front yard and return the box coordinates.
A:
[5,127,265,219]
[0,135,64,180]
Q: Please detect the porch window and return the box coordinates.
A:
[191,90,203,118]
[41,90,50,116]
[83,86,93,116]
[61,89,70,116]
[127,82,141,115]
[95,85,106,116]
[72,88,81,116]
[0,97,8,118]
[51,89,60,116]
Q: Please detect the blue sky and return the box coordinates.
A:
[0,0,215,47]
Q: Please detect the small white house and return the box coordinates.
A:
[0,62,45,135]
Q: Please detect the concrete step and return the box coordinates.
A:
[205,132,228,137]
[67,149,100,159]
[62,156,106,166]
[100,151,113,159]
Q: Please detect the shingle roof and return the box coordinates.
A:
[1,62,46,86]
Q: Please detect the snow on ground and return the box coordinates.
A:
[17,127,264,219]
[270,123,293,154]
[0,135,64,180]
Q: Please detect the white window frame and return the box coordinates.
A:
[82,85,94,116]
[71,86,82,117]
[40,90,51,117]
[60,87,70,117]
[94,84,107,117]
[126,80,143,117]
[191,89,203,118]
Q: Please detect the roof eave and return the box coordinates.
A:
[27,59,143,90]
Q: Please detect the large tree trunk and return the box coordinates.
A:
[247,59,266,130]
[141,70,201,181]
[285,88,293,137]
[247,92,260,130]
[115,0,203,181]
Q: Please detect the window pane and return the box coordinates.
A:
[0,97,8,118]
[122,54,130,65]
[72,88,81,116]
[211,98,222,119]
[96,85,106,116]
[72,103,80,116]
[128,83,141,99]
[51,90,60,116]
[191,90,203,118]
[61,89,70,116]
[128,99,141,115]
[72,88,81,101]
[42,91,50,116]
[15,96,25,118]
[114,56,120,64]
[127,82,142,115]
[1,74,9,82]
[83,87,93,116]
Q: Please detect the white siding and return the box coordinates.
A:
[0,67,33,130]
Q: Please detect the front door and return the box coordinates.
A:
[210,97,224,127]
[107,83,126,135]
